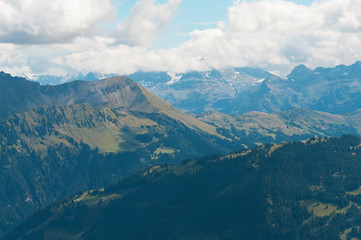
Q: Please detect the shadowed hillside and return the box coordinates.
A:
[5,135,361,240]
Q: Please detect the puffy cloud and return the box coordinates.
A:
[0,0,116,44]
[113,0,182,47]
[166,0,361,75]
[0,44,33,77]
[53,0,361,77]
[2,0,361,78]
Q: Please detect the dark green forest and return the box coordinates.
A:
[6,135,361,240]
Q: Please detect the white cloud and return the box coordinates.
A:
[225,0,361,72]
[113,0,182,47]
[53,0,361,77]
[0,44,33,76]
[0,0,116,44]
[173,0,361,75]
[2,0,361,78]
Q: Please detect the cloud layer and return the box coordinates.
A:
[1,0,361,78]
[0,0,116,44]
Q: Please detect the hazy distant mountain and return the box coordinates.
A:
[131,62,361,114]
[34,72,115,85]
[31,67,272,113]
[129,68,273,113]
[31,62,361,115]
[7,135,361,240]
[241,61,361,114]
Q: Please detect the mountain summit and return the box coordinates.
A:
[0,73,215,135]
[0,74,151,118]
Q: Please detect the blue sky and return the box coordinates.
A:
[119,0,318,48]
[0,0,360,79]
[115,0,234,48]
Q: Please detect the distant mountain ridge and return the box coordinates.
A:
[128,68,273,113]
[157,61,361,114]
[26,61,361,114]
[29,61,361,114]
[26,67,273,113]
[0,72,215,135]
[0,73,151,119]
[196,108,360,144]
[34,72,115,85]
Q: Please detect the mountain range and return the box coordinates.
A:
[31,61,361,115]
[2,61,361,239]
[0,74,240,236]
[132,61,361,114]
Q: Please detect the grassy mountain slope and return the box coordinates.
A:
[1,103,231,156]
[344,109,361,135]
[0,102,235,236]
[0,72,219,138]
[0,74,235,237]
[196,108,358,145]
[6,135,361,240]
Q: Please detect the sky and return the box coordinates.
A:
[0,0,360,79]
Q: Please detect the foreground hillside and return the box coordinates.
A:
[6,135,361,240]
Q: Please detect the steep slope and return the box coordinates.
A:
[0,73,235,236]
[1,103,230,155]
[6,135,361,240]
[0,73,146,116]
[344,109,361,135]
